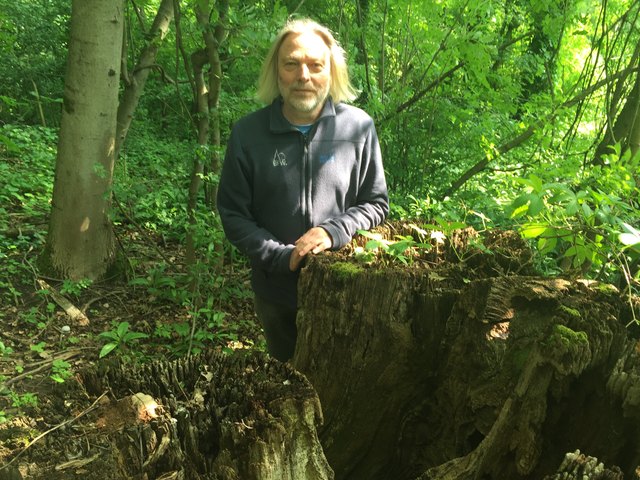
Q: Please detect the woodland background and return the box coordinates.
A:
[1,0,640,441]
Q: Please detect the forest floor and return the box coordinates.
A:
[2,220,625,478]
[0,229,264,475]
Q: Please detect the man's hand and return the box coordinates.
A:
[289,227,332,271]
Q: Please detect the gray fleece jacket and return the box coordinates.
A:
[217,98,389,308]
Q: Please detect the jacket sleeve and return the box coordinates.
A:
[319,122,389,249]
[216,128,294,274]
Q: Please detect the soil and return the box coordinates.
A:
[0,231,263,477]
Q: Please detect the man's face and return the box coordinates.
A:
[277,31,331,124]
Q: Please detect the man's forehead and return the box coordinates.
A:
[279,32,330,58]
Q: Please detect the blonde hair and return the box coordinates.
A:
[256,18,358,105]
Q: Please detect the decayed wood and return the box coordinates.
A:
[294,243,640,480]
[36,278,89,326]
[7,351,333,480]
[542,450,624,479]
[294,257,458,480]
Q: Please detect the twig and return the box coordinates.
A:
[3,350,83,387]
[0,331,31,346]
[31,80,47,128]
[36,279,89,326]
[0,391,109,471]
[81,289,125,314]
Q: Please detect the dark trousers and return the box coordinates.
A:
[254,295,297,362]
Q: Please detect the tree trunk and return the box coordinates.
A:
[185,0,229,265]
[593,61,640,165]
[198,0,228,209]
[41,0,124,281]
[3,351,333,480]
[115,0,174,159]
[293,227,640,480]
[185,48,209,266]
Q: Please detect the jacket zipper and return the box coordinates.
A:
[302,134,312,231]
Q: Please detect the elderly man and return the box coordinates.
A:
[217,18,388,361]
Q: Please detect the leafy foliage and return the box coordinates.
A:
[0,0,639,371]
[0,0,69,125]
[0,125,56,305]
[506,145,640,287]
[99,321,149,359]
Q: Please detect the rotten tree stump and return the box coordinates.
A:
[3,351,332,480]
[293,228,640,480]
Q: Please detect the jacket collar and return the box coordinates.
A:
[269,97,336,134]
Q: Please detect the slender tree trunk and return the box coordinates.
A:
[115,0,174,159]
[594,68,640,163]
[195,0,228,209]
[185,49,208,267]
[355,0,372,99]
[185,0,229,265]
[41,0,124,281]
[378,0,388,101]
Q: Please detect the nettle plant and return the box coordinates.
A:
[507,146,640,295]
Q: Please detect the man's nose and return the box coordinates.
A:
[298,64,310,81]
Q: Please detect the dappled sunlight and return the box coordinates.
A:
[80,216,90,232]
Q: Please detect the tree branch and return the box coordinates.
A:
[443,66,640,198]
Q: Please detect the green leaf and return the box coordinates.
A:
[116,322,130,337]
[528,174,544,193]
[0,134,20,153]
[527,194,544,216]
[122,332,149,342]
[564,245,578,257]
[511,193,531,209]
[99,343,118,359]
[521,224,548,238]
[388,241,412,256]
[357,230,383,241]
[538,236,557,255]
[510,203,530,219]
[98,331,119,341]
[365,239,386,251]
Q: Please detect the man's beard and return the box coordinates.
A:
[282,82,330,114]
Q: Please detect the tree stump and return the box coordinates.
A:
[293,228,640,480]
[2,351,333,480]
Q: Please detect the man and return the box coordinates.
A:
[217,18,389,362]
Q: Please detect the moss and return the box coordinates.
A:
[558,305,581,318]
[331,261,364,279]
[549,324,588,348]
[592,282,619,295]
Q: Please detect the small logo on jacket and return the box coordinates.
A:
[319,153,335,164]
[272,149,287,167]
